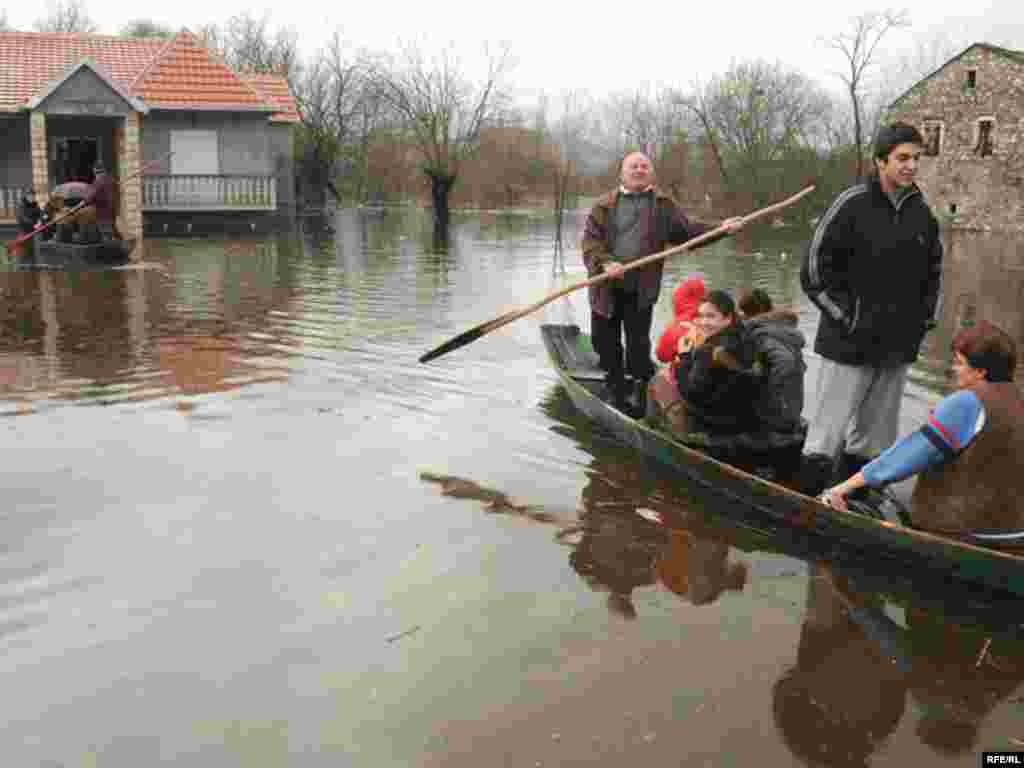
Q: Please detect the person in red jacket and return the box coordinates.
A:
[655,275,706,363]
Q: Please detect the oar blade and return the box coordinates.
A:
[419,308,526,363]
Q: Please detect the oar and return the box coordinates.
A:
[5,151,173,255]
[418,184,816,364]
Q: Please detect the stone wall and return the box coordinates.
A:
[889,45,1024,232]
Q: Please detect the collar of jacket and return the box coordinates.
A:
[867,173,922,211]
[596,185,675,209]
[747,309,799,327]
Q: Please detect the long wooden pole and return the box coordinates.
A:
[6,151,174,255]
[419,184,816,364]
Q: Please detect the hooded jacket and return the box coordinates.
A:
[655,276,706,362]
[745,309,807,431]
[800,175,943,367]
[581,188,713,318]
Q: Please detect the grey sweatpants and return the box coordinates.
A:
[805,359,909,459]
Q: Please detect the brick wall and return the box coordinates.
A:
[118,112,142,243]
[889,45,1024,232]
[30,113,49,205]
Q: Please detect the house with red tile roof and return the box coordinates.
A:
[0,28,299,236]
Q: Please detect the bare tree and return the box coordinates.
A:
[538,90,592,266]
[33,0,98,33]
[197,13,300,79]
[291,32,376,205]
[682,60,833,213]
[120,19,173,38]
[374,42,513,245]
[0,11,10,31]
[823,9,910,179]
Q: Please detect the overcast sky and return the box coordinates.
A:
[7,0,1024,103]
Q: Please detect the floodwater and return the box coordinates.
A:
[0,207,1022,766]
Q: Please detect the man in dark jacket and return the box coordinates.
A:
[800,122,943,483]
[581,151,743,411]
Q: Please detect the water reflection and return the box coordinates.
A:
[538,381,1024,761]
[0,237,300,411]
[776,563,1024,765]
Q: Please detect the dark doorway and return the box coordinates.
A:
[54,137,100,183]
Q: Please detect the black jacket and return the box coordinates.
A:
[745,310,806,431]
[675,323,758,434]
[800,176,943,366]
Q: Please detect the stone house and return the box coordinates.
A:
[0,29,299,237]
[888,42,1024,232]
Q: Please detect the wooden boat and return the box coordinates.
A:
[26,238,136,269]
[541,322,1024,597]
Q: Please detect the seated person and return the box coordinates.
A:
[738,288,806,432]
[739,289,808,482]
[673,289,759,437]
[655,275,706,364]
[15,193,42,235]
[822,321,1024,541]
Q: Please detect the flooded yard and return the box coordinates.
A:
[0,207,1021,766]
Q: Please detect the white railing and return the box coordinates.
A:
[142,175,278,211]
[0,186,29,223]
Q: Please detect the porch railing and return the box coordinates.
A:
[142,175,278,211]
[0,186,29,224]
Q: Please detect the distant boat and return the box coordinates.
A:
[24,238,136,269]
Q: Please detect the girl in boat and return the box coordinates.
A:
[822,321,1024,544]
[673,290,759,435]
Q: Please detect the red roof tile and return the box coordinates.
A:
[133,30,270,110]
[0,29,296,118]
[242,73,300,123]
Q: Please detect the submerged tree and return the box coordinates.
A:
[33,0,98,33]
[291,32,378,206]
[374,43,513,246]
[823,9,909,179]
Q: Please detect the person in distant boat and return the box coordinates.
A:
[800,122,943,492]
[581,152,744,414]
[822,321,1024,540]
[65,161,120,242]
[673,290,759,436]
[15,192,42,234]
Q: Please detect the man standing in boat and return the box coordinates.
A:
[83,161,120,241]
[581,151,743,413]
[64,161,119,242]
[800,122,943,488]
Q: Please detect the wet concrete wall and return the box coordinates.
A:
[940,227,1024,381]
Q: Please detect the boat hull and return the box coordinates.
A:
[27,238,136,269]
[541,323,1024,597]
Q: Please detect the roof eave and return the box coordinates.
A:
[26,58,149,114]
[147,104,278,113]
